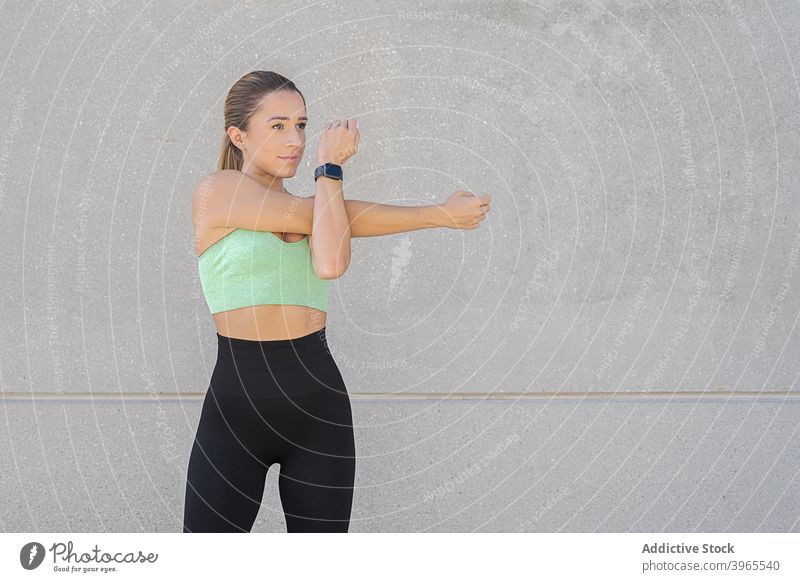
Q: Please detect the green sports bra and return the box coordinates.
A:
[197,228,330,315]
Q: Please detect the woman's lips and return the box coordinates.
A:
[278,155,299,164]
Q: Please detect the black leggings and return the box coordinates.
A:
[183,327,355,533]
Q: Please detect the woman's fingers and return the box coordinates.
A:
[328,118,358,132]
[320,119,360,165]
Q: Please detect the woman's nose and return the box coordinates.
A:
[286,130,304,146]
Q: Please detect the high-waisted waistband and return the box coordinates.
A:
[211,326,343,399]
[216,327,329,359]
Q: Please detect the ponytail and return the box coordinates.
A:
[217,132,242,171]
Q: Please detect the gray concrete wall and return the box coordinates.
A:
[0,0,798,532]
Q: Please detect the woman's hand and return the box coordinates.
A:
[438,190,491,230]
[317,118,360,165]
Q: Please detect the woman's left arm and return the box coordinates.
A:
[309,197,444,237]
[274,194,472,238]
[304,192,490,237]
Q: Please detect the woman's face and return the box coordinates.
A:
[231,90,307,180]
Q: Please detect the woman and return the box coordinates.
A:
[183,70,491,533]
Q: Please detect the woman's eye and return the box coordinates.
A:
[272,123,284,130]
[298,123,307,129]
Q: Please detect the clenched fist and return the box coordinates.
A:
[439,190,492,230]
[317,118,360,166]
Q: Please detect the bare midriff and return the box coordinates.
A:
[196,225,326,341]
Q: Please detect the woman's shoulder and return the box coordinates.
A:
[191,170,247,215]
[194,169,244,194]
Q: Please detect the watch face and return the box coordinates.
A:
[316,163,342,180]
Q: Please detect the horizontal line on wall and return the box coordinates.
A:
[1,391,799,402]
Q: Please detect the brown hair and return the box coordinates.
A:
[217,71,306,171]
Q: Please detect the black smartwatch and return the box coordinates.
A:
[314,162,343,182]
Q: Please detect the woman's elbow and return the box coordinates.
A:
[316,268,347,280]
[315,257,351,280]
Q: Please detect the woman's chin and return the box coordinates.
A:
[271,166,298,178]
